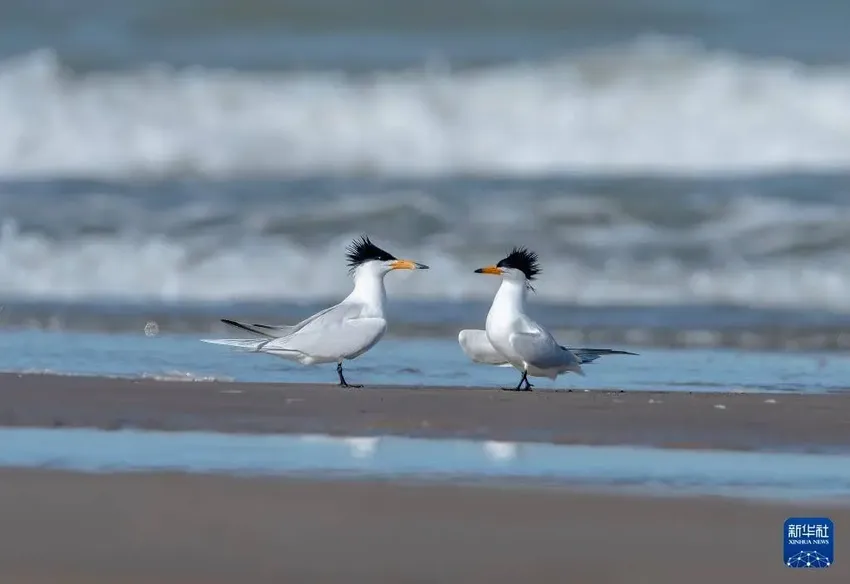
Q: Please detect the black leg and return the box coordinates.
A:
[502,370,533,391]
[337,362,363,388]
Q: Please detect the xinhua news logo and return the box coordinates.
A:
[784,517,833,569]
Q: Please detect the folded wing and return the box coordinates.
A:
[509,331,584,375]
[222,300,355,339]
[262,303,387,360]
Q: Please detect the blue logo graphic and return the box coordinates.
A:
[784,517,833,568]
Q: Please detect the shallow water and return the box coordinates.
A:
[0,328,848,393]
[1,427,848,502]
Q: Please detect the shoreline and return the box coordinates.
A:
[2,372,849,451]
[0,469,846,583]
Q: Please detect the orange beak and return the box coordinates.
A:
[474,265,503,275]
[390,259,429,270]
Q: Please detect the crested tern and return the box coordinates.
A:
[201,236,429,387]
[460,246,637,391]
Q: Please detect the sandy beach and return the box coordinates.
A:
[0,469,845,583]
[1,372,847,582]
[1,372,849,450]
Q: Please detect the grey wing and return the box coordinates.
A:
[265,318,387,360]
[220,303,346,339]
[458,329,511,366]
[277,303,345,337]
[267,302,361,340]
[509,332,581,370]
[263,303,385,357]
[228,303,349,341]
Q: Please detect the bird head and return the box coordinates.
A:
[474,246,541,289]
[345,235,429,278]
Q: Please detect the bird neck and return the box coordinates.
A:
[488,278,528,320]
[346,270,387,315]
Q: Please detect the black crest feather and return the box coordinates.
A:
[345,235,396,271]
[497,246,541,281]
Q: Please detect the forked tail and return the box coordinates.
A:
[565,347,639,364]
[199,338,269,352]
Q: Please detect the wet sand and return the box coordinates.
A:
[1,374,848,582]
[0,469,846,584]
[1,372,849,450]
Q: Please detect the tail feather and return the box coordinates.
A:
[200,338,269,351]
[565,347,639,364]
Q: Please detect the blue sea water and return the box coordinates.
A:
[1,328,848,393]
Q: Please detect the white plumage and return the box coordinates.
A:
[462,247,636,391]
[201,236,428,387]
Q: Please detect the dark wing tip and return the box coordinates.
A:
[563,347,640,363]
[220,318,274,337]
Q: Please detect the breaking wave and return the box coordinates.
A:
[3,38,850,178]
[3,187,850,312]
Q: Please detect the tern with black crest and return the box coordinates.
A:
[460,246,637,391]
[201,236,429,388]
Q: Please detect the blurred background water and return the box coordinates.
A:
[2,0,850,358]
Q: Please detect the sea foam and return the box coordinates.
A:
[2,39,850,179]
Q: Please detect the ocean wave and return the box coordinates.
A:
[3,38,850,178]
[2,191,850,312]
